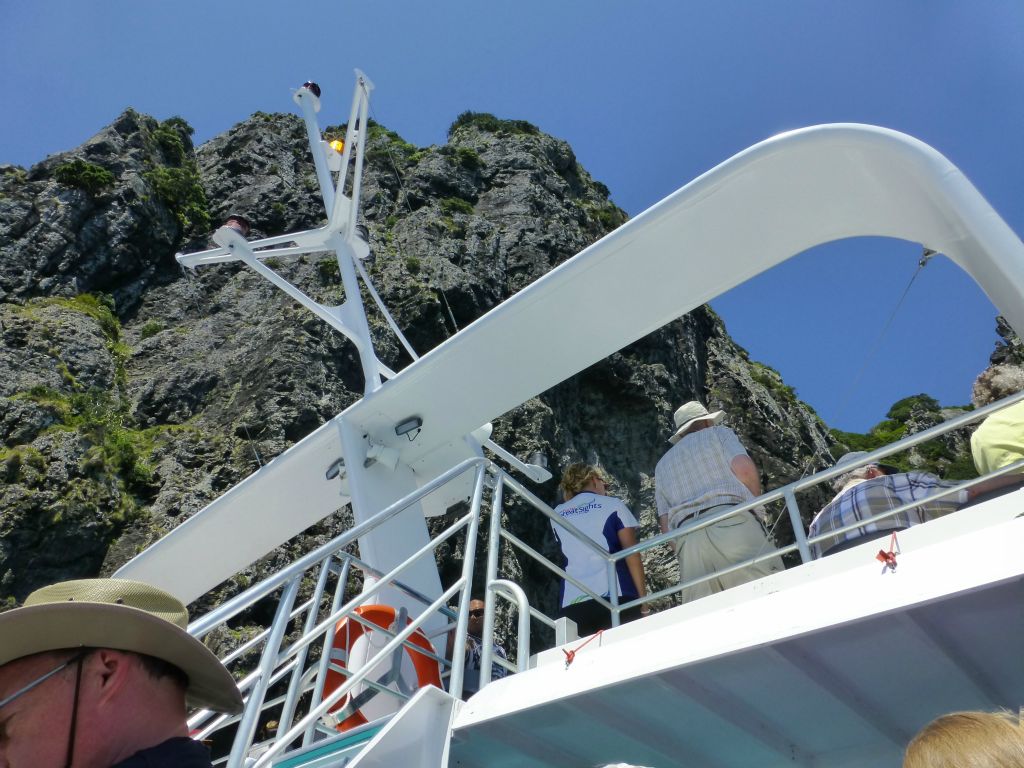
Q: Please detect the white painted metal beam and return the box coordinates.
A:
[341,125,1024,472]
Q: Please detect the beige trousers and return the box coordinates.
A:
[675,510,784,603]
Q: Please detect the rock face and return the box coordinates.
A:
[0,105,863,629]
[0,111,204,309]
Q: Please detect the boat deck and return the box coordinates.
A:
[448,492,1024,767]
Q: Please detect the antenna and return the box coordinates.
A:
[175,73,385,394]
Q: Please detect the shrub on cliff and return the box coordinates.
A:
[448,111,540,138]
[54,159,114,195]
[144,165,210,235]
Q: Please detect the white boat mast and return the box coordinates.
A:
[178,70,389,394]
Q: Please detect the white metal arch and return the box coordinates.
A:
[347,124,1024,466]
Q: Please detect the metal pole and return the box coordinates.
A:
[607,559,620,627]
[278,555,334,736]
[347,78,371,234]
[294,87,335,214]
[304,557,350,746]
[488,579,531,672]
[227,577,301,768]
[784,487,813,563]
[480,474,504,689]
[330,233,381,392]
[330,72,369,226]
[448,464,488,700]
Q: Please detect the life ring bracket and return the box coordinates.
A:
[322,604,442,731]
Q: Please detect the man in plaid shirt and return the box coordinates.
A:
[809,451,1018,558]
[656,401,784,602]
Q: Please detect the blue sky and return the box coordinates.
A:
[2,1,1022,432]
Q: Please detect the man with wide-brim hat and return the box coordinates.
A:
[666,401,726,446]
[807,450,1020,558]
[0,578,242,767]
[655,401,784,603]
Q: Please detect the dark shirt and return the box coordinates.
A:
[112,737,214,768]
[461,632,508,698]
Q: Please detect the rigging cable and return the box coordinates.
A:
[756,248,936,550]
[826,247,935,443]
[243,423,264,468]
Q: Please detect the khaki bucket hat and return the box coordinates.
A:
[668,401,725,444]
[0,578,242,714]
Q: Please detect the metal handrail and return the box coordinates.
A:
[606,390,1024,573]
[189,502,478,744]
[252,580,466,768]
[257,479,484,765]
[482,391,1024,642]
[497,472,618,610]
[442,462,488,700]
[498,527,614,612]
[804,454,1024,551]
[189,456,487,637]
[188,459,489,767]
[486,579,533,674]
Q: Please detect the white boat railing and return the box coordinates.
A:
[471,389,1024,686]
[186,391,1024,765]
[186,457,490,767]
[613,389,1024,610]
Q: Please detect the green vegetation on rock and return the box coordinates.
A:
[16,384,177,500]
[10,296,157,496]
[144,165,210,234]
[886,393,940,423]
[439,197,474,216]
[70,389,154,489]
[139,320,164,340]
[2,166,28,184]
[1,445,46,486]
[455,146,482,171]
[582,200,627,231]
[54,159,115,195]
[750,361,799,408]
[448,111,540,138]
[46,293,120,341]
[830,393,975,479]
[152,121,188,165]
[365,121,418,164]
[143,117,210,235]
[43,294,130,389]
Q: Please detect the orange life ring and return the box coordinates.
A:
[324,604,442,731]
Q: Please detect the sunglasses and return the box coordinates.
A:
[468,608,485,618]
[0,651,87,711]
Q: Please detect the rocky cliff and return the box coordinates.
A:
[1,103,989,633]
